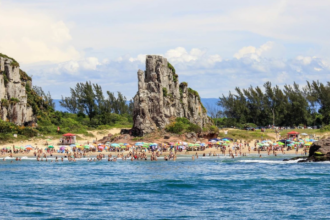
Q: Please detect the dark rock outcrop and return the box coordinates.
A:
[132,55,211,136]
[286,138,330,162]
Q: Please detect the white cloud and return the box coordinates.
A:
[0,4,80,64]
[296,56,312,65]
[234,41,275,61]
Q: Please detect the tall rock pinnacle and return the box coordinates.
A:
[132,55,211,136]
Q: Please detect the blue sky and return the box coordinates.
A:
[1,0,330,99]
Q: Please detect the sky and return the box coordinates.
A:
[1,0,330,99]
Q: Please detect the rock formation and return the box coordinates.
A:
[132,55,211,136]
[285,138,330,162]
[0,55,35,125]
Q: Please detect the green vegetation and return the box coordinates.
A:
[218,81,330,127]
[3,74,8,86]
[19,69,32,81]
[0,53,19,65]
[1,99,9,107]
[187,87,207,113]
[162,87,168,97]
[9,98,20,104]
[165,117,211,134]
[1,77,133,143]
[218,129,273,141]
[167,62,178,83]
[180,82,188,87]
[60,81,134,125]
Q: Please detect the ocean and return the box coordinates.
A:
[1,155,329,219]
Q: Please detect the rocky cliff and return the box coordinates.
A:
[132,55,211,136]
[0,54,35,125]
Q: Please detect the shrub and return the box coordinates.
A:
[165,122,185,134]
[209,125,219,133]
[167,62,178,83]
[1,99,9,108]
[180,82,188,87]
[163,87,168,97]
[19,69,32,81]
[187,123,202,133]
[176,117,190,124]
[10,98,20,104]
[3,74,9,87]
[320,125,330,132]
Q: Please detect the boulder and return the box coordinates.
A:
[286,138,330,162]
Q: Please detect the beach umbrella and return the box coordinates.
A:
[98,146,104,149]
[5,146,11,149]
[200,143,206,146]
[278,142,284,145]
[60,146,66,150]
[121,146,126,149]
[26,147,33,150]
[48,145,54,148]
[25,145,33,148]
[70,144,76,147]
[150,143,158,146]
[135,143,143,146]
[301,133,308,136]
[118,143,124,146]
[111,143,120,147]
[84,145,90,149]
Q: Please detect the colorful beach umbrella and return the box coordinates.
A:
[48,145,54,148]
[111,143,120,147]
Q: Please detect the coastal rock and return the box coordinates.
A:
[286,138,330,162]
[132,55,211,136]
[0,56,36,125]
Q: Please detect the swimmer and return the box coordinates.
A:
[192,155,195,160]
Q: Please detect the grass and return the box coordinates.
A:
[219,129,273,141]
[266,129,325,139]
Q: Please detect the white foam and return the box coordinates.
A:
[239,159,304,164]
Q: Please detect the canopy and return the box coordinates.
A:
[287,131,299,135]
[63,133,75,137]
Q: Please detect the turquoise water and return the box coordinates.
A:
[1,155,330,219]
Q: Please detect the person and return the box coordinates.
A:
[192,155,195,160]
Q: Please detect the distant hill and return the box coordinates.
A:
[54,98,220,113]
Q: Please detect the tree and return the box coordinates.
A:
[33,86,55,110]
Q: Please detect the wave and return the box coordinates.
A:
[239,159,304,164]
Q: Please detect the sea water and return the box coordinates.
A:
[0,155,330,219]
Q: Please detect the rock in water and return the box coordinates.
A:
[132,55,211,136]
[0,55,35,125]
[286,138,330,162]
[307,138,330,162]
